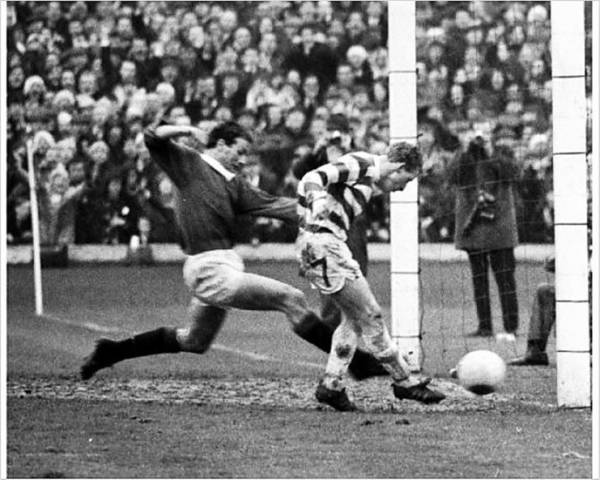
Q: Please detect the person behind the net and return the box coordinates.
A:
[508,256,555,366]
[80,121,385,380]
[296,141,446,411]
[447,134,520,339]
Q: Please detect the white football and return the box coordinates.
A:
[456,350,506,395]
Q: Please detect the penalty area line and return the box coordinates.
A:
[40,314,122,334]
[210,344,322,370]
[39,313,323,370]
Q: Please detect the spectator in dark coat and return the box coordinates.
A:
[138,172,180,244]
[99,169,142,245]
[282,23,338,94]
[345,44,374,92]
[449,135,520,338]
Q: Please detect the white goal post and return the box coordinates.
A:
[388,1,421,372]
[551,1,591,408]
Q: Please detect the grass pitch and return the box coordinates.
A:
[6,260,591,478]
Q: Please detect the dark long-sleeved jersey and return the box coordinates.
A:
[144,128,297,254]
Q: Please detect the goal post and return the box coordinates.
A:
[387,1,421,371]
[551,0,591,408]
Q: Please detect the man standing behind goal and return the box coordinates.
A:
[81,121,386,381]
[296,142,446,411]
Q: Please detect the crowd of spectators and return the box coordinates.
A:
[416,0,558,243]
[5,1,591,247]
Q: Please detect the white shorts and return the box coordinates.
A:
[296,231,362,295]
[182,249,245,307]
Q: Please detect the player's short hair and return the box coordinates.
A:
[388,142,422,172]
[206,121,253,148]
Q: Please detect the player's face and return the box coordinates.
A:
[378,165,420,193]
[221,137,251,173]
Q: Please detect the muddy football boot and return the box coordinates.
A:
[392,378,446,404]
[80,338,119,380]
[315,383,358,412]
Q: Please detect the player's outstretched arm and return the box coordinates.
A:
[153,125,207,145]
[298,153,380,212]
[236,181,299,225]
[144,126,203,188]
[301,153,380,193]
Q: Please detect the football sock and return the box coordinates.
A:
[114,327,181,362]
[293,311,333,352]
[350,350,389,379]
[527,339,545,354]
[293,312,388,379]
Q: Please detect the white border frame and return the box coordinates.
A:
[591,0,599,476]
[1,1,9,477]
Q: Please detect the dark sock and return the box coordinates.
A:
[349,350,389,379]
[293,312,388,379]
[527,339,545,354]
[113,327,181,362]
[292,312,332,352]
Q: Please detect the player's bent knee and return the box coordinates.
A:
[370,344,397,363]
[287,285,307,305]
[334,343,354,358]
[363,331,394,358]
[360,305,383,326]
[183,340,211,354]
[176,328,210,354]
[371,307,383,320]
[281,286,309,314]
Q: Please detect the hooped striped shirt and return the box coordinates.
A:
[297,151,384,241]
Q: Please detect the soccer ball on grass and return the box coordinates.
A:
[456,350,506,395]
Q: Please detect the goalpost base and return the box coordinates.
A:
[394,337,422,373]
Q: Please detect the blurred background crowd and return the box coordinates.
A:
[5,1,592,247]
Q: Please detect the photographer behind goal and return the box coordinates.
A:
[448,131,520,339]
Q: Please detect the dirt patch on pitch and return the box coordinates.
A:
[7,376,556,413]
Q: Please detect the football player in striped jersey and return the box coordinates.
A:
[291,114,388,380]
[296,142,446,411]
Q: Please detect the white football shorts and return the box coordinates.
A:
[183,249,245,307]
[296,230,362,295]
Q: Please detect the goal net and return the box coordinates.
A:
[389,1,593,408]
